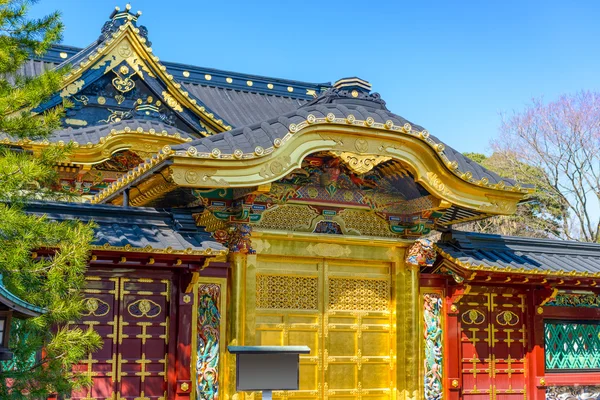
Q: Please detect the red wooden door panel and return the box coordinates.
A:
[72,275,170,400]
[459,289,527,400]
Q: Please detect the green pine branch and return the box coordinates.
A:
[0,1,101,397]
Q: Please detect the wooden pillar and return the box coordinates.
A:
[395,246,420,400]
[175,272,193,399]
[528,289,546,400]
[446,286,462,400]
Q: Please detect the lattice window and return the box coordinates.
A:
[328,277,389,311]
[545,320,600,370]
[256,274,318,310]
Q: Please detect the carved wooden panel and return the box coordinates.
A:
[71,275,170,400]
[459,289,527,400]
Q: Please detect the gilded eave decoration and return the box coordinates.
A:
[53,19,231,134]
[90,115,530,217]
[1,126,192,165]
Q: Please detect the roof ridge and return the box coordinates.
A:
[37,44,331,99]
[450,230,600,250]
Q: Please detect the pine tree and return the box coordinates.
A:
[0,1,101,398]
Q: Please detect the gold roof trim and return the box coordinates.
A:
[2,127,192,165]
[174,115,530,193]
[59,20,231,134]
[90,243,228,256]
[435,245,600,278]
[89,115,531,207]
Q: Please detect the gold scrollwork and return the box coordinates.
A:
[83,297,110,317]
[60,79,85,97]
[162,91,183,112]
[461,309,486,325]
[127,299,161,318]
[496,310,519,326]
[111,65,136,93]
[332,151,391,174]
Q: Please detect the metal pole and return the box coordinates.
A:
[262,390,272,400]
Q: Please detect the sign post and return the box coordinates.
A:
[228,346,311,399]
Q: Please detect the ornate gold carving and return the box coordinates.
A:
[461,309,486,325]
[65,118,88,126]
[337,209,397,238]
[256,274,318,310]
[306,243,351,258]
[60,79,84,97]
[256,205,318,231]
[127,299,161,318]
[328,277,389,311]
[161,91,183,112]
[83,297,110,317]
[354,138,369,153]
[185,170,199,184]
[426,171,452,196]
[331,151,391,174]
[496,310,519,326]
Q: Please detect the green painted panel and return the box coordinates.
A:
[545,321,600,370]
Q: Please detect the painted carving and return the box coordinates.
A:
[94,150,144,172]
[197,284,221,400]
[423,293,443,400]
[405,238,437,267]
[546,386,600,400]
[227,223,254,254]
[547,293,600,308]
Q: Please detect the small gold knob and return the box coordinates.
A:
[181,382,189,392]
[451,379,459,388]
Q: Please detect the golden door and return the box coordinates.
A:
[253,256,395,399]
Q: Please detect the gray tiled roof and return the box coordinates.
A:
[183,82,309,127]
[1,119,195,144]
[23,201,225,254]
[436,230,600,275]
[172,100,520,188]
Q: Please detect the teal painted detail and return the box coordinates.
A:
[0,275,46,315]
[545,321,600,370]
[547,293,600,308]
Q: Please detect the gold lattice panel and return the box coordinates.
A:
[256,274,319,310]
[255,204,318,231]
[253,257,394,400]
[337,209,398,238]
[328,277,389,311]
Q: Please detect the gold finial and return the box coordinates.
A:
[125,3,132,10]
[136,10,142,16]
[115,6,120,11]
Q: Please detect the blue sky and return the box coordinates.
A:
[30,1,600,154]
